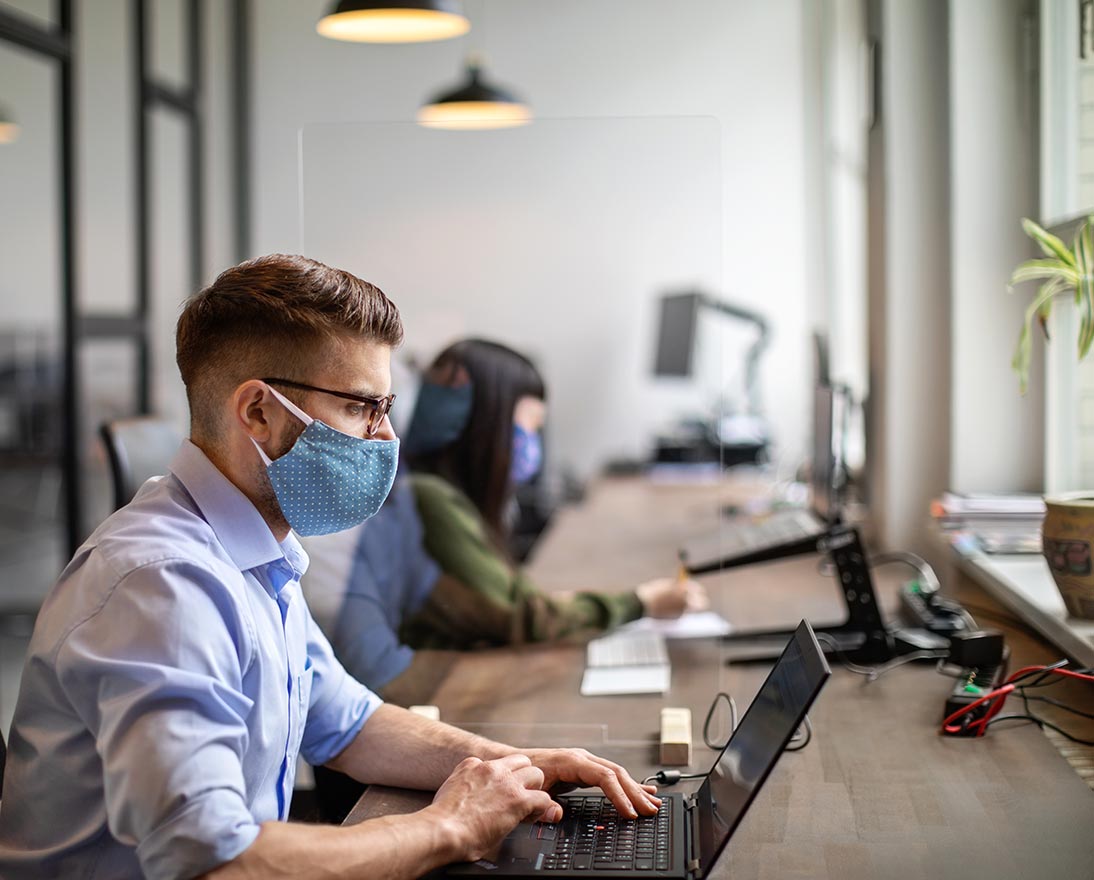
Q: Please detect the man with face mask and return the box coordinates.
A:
[0,255,661,880]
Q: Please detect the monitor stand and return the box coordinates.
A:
[722,526,947,664]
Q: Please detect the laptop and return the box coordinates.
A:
[684,380,850,574]
[446,620,831,878]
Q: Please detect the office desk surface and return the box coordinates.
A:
[346,477,1094,879]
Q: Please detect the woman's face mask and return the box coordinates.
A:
[510,424,543,485]
[403,381,474,456]
[253,384,399,536]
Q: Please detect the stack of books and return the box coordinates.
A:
[931,492,1046,554]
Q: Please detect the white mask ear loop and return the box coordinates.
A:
[251,383,315,466]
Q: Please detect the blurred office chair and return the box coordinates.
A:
[99,417,184,511]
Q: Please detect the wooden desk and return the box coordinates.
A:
[346,477,1094,879]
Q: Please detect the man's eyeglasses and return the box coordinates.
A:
[262,378,396,437]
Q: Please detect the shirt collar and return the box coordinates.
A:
[169,439,309,578]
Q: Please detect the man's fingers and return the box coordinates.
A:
[583,756,661,815]
[531,798,565,824]
[512,764,547,791]
[525,749,662,817]
[494,753,533,771]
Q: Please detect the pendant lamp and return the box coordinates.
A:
[417,57,532,130]
[317,1,470,44]
[0,104,19,144]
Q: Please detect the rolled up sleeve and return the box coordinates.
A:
[300,614,383,767]
[56,559,262,880]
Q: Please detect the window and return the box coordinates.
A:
[1041,0,1094,490]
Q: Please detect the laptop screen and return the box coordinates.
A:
[694,621,830,872]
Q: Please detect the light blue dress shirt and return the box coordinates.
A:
[0,440,382,880]
[302,475,440,689]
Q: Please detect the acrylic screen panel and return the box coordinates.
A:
[298,117,728,483]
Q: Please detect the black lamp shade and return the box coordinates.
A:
[0,104,18,144]
[317,0,470,43]
[418,64,532,130]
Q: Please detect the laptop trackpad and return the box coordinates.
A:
[498,827,548,862]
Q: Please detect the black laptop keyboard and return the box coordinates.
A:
[540,796,672,872]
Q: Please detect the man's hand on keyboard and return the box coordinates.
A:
[429,754,563,862]
[520,748,662,819]
[635,576,708,619]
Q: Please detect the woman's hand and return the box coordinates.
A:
[635,576,708,619]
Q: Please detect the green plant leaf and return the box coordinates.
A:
[1008,258,1078,287]
[1013,275,1069,393]
[1012,323,1032,394]
[1079,221,1094,359]
[1022,217,1077,267]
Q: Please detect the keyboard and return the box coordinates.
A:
[581,631,670,695]
[715,509,823,556]
[541,796,673,872]
[586,631,669,668]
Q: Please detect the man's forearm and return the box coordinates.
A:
[328,703,516,790]
[201,808,460,880]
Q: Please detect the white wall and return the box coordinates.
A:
[949,0,1043,493]
[871,0,952,560]
[251,0,815,478]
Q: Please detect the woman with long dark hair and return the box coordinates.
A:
[402,338,704,646]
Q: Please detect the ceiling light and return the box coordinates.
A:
[317,1,470,44]
[0,104,19,144]
[417,59,532,130]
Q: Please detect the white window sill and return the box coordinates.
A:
[952,545,1094,668]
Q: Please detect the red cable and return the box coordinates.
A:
[1005,665,1094,686]
[941,684,1015,734]
[941,664,1094,737]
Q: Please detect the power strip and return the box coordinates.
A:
[899,581,969,635]
[942,660,1008,736]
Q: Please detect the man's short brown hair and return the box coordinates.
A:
[176,254,403,438]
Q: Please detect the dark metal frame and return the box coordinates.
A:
[0,1,79,551]
[0,1,240,554]
[131,0,205,416]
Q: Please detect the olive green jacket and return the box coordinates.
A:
[400,473,643,649]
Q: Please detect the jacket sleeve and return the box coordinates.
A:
[405,474,642,648]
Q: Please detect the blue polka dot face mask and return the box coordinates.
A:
[253,384,400,536]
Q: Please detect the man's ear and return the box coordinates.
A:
[232,380,282,443]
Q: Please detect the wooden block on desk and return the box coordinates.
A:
[660,707,692,766]
[409,704,440,721]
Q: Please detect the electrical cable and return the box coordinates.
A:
[642,769,707,786]
[983,712,1094,746]
[815,550,942,596]
[644,689,815,786]
[702,691,737,750]
[1022,694,1094,720]
[814,632,947,682]
[940,661,1094,738]
[868,551,942,594]
[784,715,812,751]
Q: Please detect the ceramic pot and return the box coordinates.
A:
[1042,492,1094,619]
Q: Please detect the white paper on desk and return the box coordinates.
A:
[580,665,671,696]
[617,611,733,640]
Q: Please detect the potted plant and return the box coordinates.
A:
[1010,215,1094,618]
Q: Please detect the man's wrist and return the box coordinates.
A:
[419,804,471,863]
[469,735,519,762]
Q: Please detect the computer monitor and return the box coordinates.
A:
[812,330,830,387]
[812,384,836,522]
[652,292,701,377]
[812,381,850,524]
